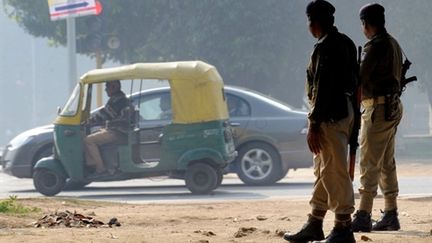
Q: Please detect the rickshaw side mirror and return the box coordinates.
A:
[57,106,62,115]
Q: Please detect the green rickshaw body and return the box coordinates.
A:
[53,125,85,180]
[33,61,236,196]
[33,156,68,179]
[162,120,234,170]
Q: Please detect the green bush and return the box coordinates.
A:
[0,195,40,214]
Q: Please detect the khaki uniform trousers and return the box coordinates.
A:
[84,128,124,173]
[358,102,403,212]
[310,102,355,215]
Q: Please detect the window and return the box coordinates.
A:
[135,93,172,121]
[227,94,250,117]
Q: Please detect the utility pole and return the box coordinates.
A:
[429,105,432,135]
[66,17,77,93]
[47,0,103,93]
[96,49,103,107]
[31,38,37,126]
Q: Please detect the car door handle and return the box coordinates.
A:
[64,129,76,136]
[230,122,241,127]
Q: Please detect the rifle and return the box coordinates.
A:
[348,46,362,181]
[400,58,417,93]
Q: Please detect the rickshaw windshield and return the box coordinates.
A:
[60,84,81,117]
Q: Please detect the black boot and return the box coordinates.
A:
[283,215,325,242]
[313,222,355,243]
[372,209,400,231]
[351,210,372,232]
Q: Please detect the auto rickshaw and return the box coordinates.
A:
[33,61,237,196]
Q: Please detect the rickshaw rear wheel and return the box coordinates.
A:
[215,169,223,189]
[33,168,66,196]
[185,162,218,194]
[63,179,91,191]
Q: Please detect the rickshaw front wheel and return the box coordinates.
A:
[33,168,66,196]
[185,162,218,194]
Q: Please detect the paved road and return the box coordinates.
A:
[0,171,430,203]
[0,173,313,203]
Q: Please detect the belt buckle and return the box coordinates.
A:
[361,99,374,108]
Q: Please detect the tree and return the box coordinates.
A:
[3,0,311,107]
[388,0,432,106]
[4,1,432,107]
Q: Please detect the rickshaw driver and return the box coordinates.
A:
[83,80,134,175]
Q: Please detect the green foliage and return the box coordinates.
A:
[2,0,310,106]
[3,0,65,43]
[0,195,41,214]
[8,1,429,105]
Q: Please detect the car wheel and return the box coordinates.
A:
[33,168,66,196]
[236,142,281,185]
[185,162,218,194]
[274,166,290,182]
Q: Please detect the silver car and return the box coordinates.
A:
[1,86,312,185]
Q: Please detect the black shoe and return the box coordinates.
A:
[351,210,372,232]
[283,215,324,242]
[313,224,356,243]
[372,209,400,231]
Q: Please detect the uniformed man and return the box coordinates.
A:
[352,3,403,232]
[283,1,357,242]
[84,80,134,175]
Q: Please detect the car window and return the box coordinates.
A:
[227,94,250,117]
[135,93,172,121]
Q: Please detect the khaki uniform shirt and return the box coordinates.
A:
[360,30,403,98]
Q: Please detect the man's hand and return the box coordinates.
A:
[307,127,322,154]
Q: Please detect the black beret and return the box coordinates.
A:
[306,0,335,20]
[359,3,385,22]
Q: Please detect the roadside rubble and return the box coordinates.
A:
[234,227,257,238]
[193,230,216,237]
[32,210,121,228]
[0,196,429,242]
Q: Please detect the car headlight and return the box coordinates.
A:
[9,134,35,149]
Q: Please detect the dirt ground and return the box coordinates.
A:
[0,163,431,243]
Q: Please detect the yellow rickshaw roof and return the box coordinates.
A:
[78,61,228,124]
[80,61,222,84]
